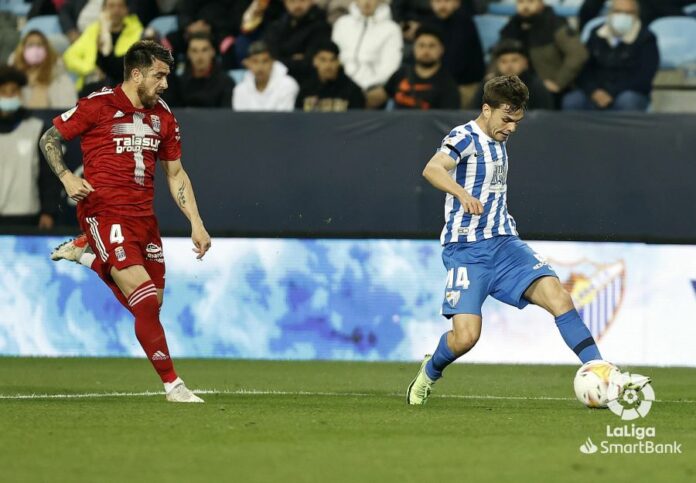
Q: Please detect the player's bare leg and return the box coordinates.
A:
[407,314,482,405]
[524,276,602,362]
[110,264,203,403]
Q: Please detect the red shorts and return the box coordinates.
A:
[79,214,166,289]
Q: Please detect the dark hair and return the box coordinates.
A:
[247,41,272,58]
[123,40,174,80]
[482,75,529,111]
[187,32,215,50]
[311,40,340,58]
[491,39,527,59]
[0,65,28,87]
[414,25,445,45]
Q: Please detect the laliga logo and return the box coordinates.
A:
[607,372,655,421]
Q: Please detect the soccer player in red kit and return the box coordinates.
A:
[39,41,211,403]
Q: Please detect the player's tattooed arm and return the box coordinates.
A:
[39,126,95,201]
[162,159,211,259]
[39,126,69,179]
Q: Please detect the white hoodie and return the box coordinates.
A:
[332,2,403,90]
[232,61,299,111]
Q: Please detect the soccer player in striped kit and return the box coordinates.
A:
[407,76,602,405]
[40,41,211,403]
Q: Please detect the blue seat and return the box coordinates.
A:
[0,0,30,16]
[581,16,606,43]
[488,0,580,17]
[148,15,178,37]
[684,3,696,19]
[228,69,246,85]
[21,15,61,36]
[473,14,509,60]
[649,16,696,68]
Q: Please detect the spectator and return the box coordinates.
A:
[63,0,143,92]
[500,0,587,99]
[563,0,659,111]
[11,30,77,109]
[0,66,60,230]
[394,0,477,42]
[421,0,485,107]
[332,0,403,90]
[166,0,239,69]
[314,0,356,23]
[366,26,459,109]
[579,0,691,30]
[0,12,21,64]
[168,33,235,108]
[296,41,365,111]
[264,0,332,84]
[234,0,285,64]
[59,0,104,44]
[233,41,299,111]
[472,39,553,109]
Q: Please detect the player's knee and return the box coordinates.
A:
[451,327,480,355]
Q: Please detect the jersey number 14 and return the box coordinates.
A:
[446,267,470,290]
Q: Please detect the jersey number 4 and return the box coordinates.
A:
[446,267,470,290]
[110,224,125,244]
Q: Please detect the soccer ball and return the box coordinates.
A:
[573,360,621,408]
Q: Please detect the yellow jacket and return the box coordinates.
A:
[63,14,143,90]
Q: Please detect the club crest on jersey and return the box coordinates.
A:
[445,290,461,308]
[115,246,126,262]
[150,115,160,133]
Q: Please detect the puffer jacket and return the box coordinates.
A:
[332,2,403,90]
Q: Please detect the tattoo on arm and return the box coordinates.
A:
[176,179,186,207]
[39,126,69,179]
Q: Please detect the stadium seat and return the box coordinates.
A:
[228,69,246,84]
[581,16,606,43]
[0,0,30,16]
[473,14,509,59]
[488,0,581,17]
[684,3,696,19]
[148,15,178,38]
[649,17,696,69]
[20,14,61,37]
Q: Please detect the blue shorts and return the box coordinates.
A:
[441,235,557,317]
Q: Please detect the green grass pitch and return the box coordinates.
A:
[1,358,694,482]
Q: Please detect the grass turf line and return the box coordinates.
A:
[0,358,694,483]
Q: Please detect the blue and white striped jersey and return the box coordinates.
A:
[438,120,518,244]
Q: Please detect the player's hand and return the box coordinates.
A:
[61,172,95,202]
[458,192,484,216]
[191,224,211,260]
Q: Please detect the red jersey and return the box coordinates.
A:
[53,85,181,218]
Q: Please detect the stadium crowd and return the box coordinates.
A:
[1,0,695,228]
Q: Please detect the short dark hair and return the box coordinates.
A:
[187,32,215,50]
[414,25,445,45]
[492,39,527,59]
[123,40,174,80]
[482,75,529,111]
[247,41,272,58]
[0,65,27,88]
[311,40,340,58]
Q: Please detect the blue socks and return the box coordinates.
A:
[555,309,602,363]
[425,332,458,381]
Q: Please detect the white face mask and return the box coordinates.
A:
[610,12,635,37]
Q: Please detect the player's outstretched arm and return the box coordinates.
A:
[160,159,211,259]
[423,152,483,215]
[39,126,95,202]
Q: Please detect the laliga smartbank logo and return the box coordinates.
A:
[579,371,683,455]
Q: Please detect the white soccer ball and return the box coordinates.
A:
[573,360,621,408]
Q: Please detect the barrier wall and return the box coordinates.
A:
[30,110,696,242]
[1,235,694,366]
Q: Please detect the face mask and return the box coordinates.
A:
[610,13,634,37]
[0,96,22,113]
[23,45,47,66]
